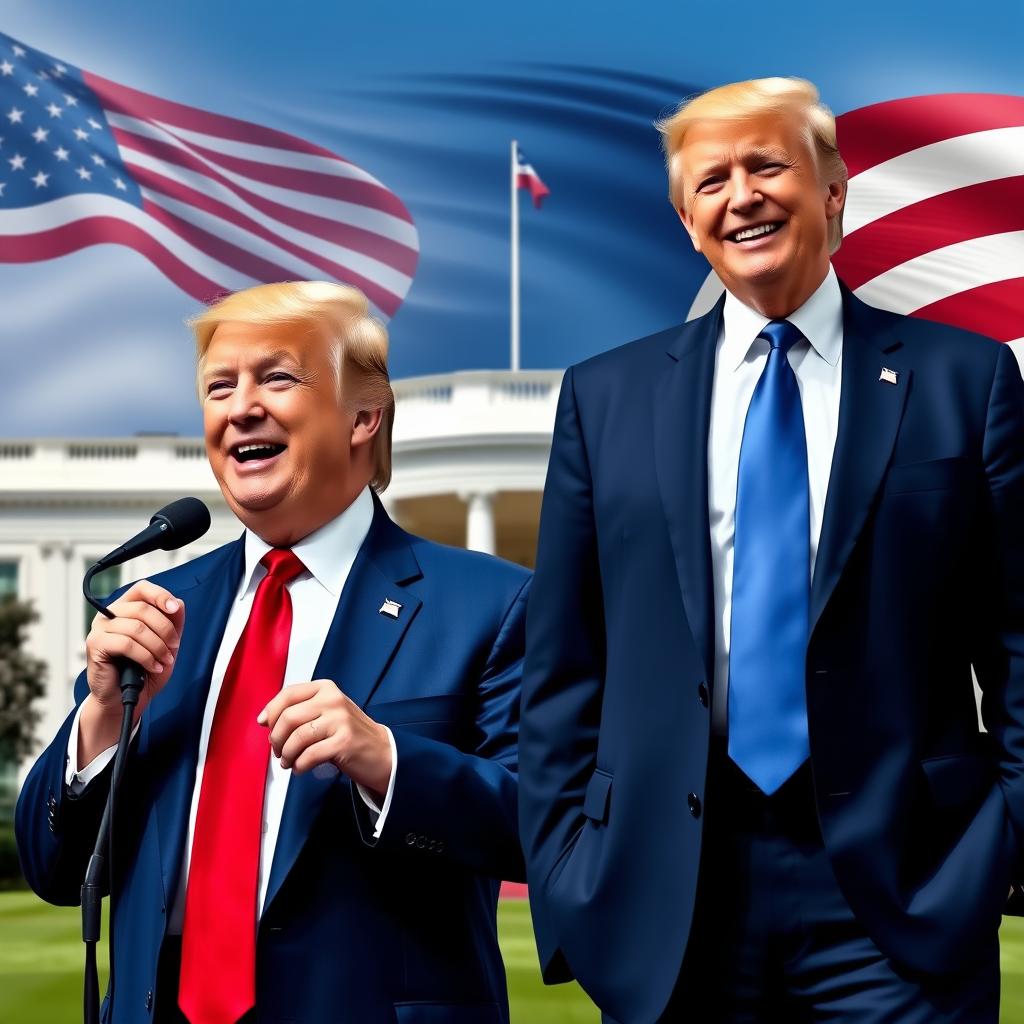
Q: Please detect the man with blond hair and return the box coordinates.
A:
[520,78,1024,1021]
[18,281,529,1024]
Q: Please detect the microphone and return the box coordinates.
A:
[94,497,211,570]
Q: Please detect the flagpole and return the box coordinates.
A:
[510,139,520,373]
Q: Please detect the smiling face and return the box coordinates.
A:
[202,320,378,545]
[675,109,846,317]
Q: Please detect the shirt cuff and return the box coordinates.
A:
[65,695,141,795]
[355,726,397,840]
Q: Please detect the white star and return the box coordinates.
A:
[31,170,49,188]
[53,146,69,161]
[64,93,79,107]
[8,153,26,171]
[7,107,24,124]
[37,69,49,80]
[0,183,5,197]
[31,127,49,143]
[12,45,26,58]
[0,61,13,76]
[87,117,102,130]
[76,166,92,180]
[51,65,64,78]
[56,63,67,73]
[113,176,127,191]
[45,102,62,118]
[22,83,38,97]
[73,127,89,141]
[91,153,106,166]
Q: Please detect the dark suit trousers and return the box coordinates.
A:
[656,747,1000,1024]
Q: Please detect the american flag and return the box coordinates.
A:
[0,31,418,319]
[687,94,1024,357]
[515,144,550,209]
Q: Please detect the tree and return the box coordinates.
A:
[0,597,47,766]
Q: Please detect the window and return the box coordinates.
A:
[84,563,122,637]
[0,562,17,601]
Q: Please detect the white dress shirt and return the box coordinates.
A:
[708,265,844,735]
[65,486,397,930]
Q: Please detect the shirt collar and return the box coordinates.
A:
[721,263,843,371]
[239,485,375,601]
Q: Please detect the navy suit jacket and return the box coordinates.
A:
[519,283,1024,1023]
[17,499,530,1024]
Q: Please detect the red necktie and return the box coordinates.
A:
[179,548,306,1024]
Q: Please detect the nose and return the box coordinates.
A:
[226,377,266,426]
[728,169,763,214]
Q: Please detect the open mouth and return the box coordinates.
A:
[231,442,287,465]
[726,222,783,243]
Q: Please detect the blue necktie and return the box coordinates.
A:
[728,319,810,795]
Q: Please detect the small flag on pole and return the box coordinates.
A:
[515,145,550,209]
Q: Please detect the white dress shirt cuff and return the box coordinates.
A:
[65,695,141,795]
[355,726,397,839]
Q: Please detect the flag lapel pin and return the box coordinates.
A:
[879,367,899,385]
[379,599,402,619]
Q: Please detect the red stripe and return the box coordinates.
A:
[911,277,1024,343]
[837,94,1024,179]
[185,138,413,223]
[86,72,349,163]
[115,127,418,275]
[142,197,402,318]
[0,216,223,302]
[834,176,1024,290]
[132,164,405,307]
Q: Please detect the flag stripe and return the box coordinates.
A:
[152,120,392,187]
[113,124,419,271]
[853,230,1024,315]
[141,188,399,317]
[128,156,412,296]
[838,94,1024,178]
[910,276,1024,343]
[86,72,350,161]
[843,126,1024,234]
[836,176,1024,290]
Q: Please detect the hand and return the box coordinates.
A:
[79,581,185,764]
[259,681,392,798]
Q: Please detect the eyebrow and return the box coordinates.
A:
[202,349,302,380]
[692,145,791,179]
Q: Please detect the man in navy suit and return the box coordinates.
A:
[17,281,529,1024]
[519,77,1024,1022]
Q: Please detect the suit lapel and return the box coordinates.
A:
[652,299,722,684]
[264,502,423,913]
[810,287,911,634]
[146,538,244,907]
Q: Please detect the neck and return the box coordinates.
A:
[244,481,371,548]
[731,260,830,321]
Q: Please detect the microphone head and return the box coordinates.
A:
[150,497,212,551]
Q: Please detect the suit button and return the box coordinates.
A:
[416,836,427,849]
[145,990,153,1011]
[697,683,709,707]
[435,841,445,854]
[688,793,701,818]
[405,832,416,846]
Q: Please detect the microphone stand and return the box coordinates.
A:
[80,564,145,1024]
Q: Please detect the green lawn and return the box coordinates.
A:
[3,893,1024,1022]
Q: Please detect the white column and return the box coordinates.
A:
[463,492,496,556]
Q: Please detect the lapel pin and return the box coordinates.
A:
[379,598,402,619]
[879,367,898,385]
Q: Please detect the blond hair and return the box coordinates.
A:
[190,281,395,492]
[655,77,848,253]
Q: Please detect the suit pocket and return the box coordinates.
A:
[393,1002,501,1024]
[368,694,466,727]
[920,752,993,810]
[582,768,613,825]
[884,456,972,494]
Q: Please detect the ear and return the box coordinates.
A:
[350,407,383,450]
[677,204,702,253]
[824,178,847,224]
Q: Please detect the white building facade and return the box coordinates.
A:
[0,369,561,773]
